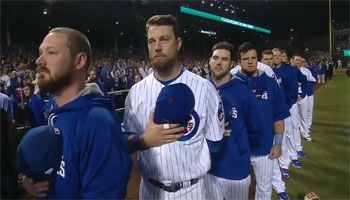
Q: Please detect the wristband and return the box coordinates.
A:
[130,134,146,151]
[274,133,283,146]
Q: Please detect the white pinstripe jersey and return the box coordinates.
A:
[123,69,225,183]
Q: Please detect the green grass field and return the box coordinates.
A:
[273,72,350,200]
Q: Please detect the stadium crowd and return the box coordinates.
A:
[0,37,346,199]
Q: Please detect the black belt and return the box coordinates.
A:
[148,178,199,192]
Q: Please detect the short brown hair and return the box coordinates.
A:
[280,49,287,55]
[146,15,180,39]
[262,49,273,57]
[211,41,235,61]
[24,82,35,92]
[272,48,280,53]
[49,27,92,71]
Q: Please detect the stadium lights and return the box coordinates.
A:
[210,3,213,7]
[115,21,119,25]
[180,6,271,34]
[43,9,48,15]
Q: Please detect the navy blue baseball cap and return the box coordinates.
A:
[154,83,200,141]
[17,125,63,182]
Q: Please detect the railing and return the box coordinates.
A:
[16,89,130,131]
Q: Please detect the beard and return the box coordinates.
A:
[38,66,73,93]
[241,67,257,77]
[150,54,177,73]
[211,66,230,80]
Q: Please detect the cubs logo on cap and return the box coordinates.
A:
[17,125,63,182]
[154,83,200,141]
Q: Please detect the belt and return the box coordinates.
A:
[148,178,199,193]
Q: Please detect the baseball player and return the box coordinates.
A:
[22,27,132,199]
[204,41,260,199]
[295,56,316,142]
[122,15,225,199]
[234,42,290,200]
[272,48,308,178]
[261,49,291,199]
[301,57,317,136]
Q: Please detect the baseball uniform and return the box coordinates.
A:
[273,64,308,169]
[123,68,225,199]
[205,75,260,200]
[298,67,316,139]
[236,70,290,199]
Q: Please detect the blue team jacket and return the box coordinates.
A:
[273,64,308,109]
[236,71,290,156]
[47,92,132,199]
[27,94,46,127]
[208,75,260,180]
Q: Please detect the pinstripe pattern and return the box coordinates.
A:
[306,95,314,133]
[272,159,286,193]
[122,70,224,198]
[251,155,273,200]
[279,111,297,169]
[290,103,302,152]
[204,173,250,200]
[298,96,309,135]
[140,177,205,200]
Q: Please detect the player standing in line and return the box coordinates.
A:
[204,41,260,200]
[272,48,308,178]
[261,49,291,199]
[301,57,317,137]
[122,15,225,199]
[21,27,132,198]
[295,56,316,142]
[290,54,310,155]
[234,42,290,199]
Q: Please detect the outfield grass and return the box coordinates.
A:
[273,73,350,200]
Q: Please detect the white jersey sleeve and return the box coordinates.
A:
[230,66,241,75]
[301,67,316,82]
[122,86,142,134]
[203,81,225,141]
[257,62,276,79]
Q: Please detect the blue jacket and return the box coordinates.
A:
[208,75,261,180]
[47,84,132,199]
[273,64,308,109]
[306,67,317,96]
[27,94,46,127]
[236,71,290,156]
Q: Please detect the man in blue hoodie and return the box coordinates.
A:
[272,48,308,178]
[235,42,290,200]
[204,41,260,200]
[22,27,132,199]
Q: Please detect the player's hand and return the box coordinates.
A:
[22,176,49,198]
[297,96,303,104]
[224,122,231,137]
[141,112,185,148]
[268,146,281,159]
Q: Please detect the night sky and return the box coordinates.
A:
[1,0,349,52]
